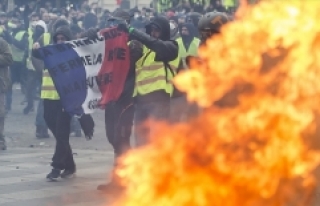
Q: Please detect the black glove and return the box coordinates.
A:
[79,114,95,140]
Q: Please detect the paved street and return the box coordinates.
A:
[0,88,119,206]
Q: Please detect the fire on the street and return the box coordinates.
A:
[113,0,320,205]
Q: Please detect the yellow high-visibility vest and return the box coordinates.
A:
[41,33,60,100]
[10,31,25,62]
[176,37,200,59]
[157,0,172,13]
[134,46,180,97]
[26,28,34,70]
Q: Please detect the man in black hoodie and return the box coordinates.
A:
[32,19,95,181]
[88,14,178,193]
[127,16,179,146]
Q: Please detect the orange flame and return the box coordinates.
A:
[113,1,320,205]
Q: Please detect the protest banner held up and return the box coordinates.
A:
[35,27,130,116]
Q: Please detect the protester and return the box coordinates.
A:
[0,34,13,150]
[5,13,29,113]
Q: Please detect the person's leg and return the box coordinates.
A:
[56,109,74,178]
[0,93,6,150]
[105,103,116,148]
[113,102,134,158]
[134,102,151,147]
[24,70,37,114]
[43,100,62,180]
[6,62,18,111]
[35,100,50,138]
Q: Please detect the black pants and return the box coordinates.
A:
[134,100,170,146]
[43,99,74,170]
[105,100,134,160]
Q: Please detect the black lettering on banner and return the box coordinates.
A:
[67,59,77,70]
[94,53,102,64]
[58,62,68,73]
[73,40,85,47]
[85,55,92,65]
[117,48,125,60]
[62,80,87,95]
[83,38,93,45]
[103,30,121,40]
[86,77,94,88]
[108,48,126,61]
[42,48,53,58]
[55,44,66,52]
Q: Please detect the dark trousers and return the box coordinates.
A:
[134,100,170,146]
[25,70,41,109]
[6,61,27,110]
[105,100,134,161]
[43,99,74,170]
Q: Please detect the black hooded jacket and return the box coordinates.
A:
[130,16,178,63]
[179,23,197,52]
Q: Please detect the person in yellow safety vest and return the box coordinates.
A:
[116,16,179,147]
[24,20,48,117]
[176,23,200,62]
[24,19,47,115]
[170,23,200,123]
[156,0,173,13]
[5,15,29,112]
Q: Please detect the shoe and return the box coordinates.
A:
[46,169,61,180]
[97,182,124,194]
[23,105,34,115]
[0,141,6,150]
[36,127,50,138]
[60,169,76,178]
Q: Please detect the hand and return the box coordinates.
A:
[33,42,40,49]
[117,23,129,33]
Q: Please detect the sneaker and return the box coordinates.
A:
[46,169,61,180]
[0,141,6,150]
[60,169,76,178]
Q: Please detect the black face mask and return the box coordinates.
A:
[33,26,45,39]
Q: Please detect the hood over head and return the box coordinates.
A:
[146,16,170,41]
[53,25,73,43]
[36,20,48,33]
[179,23,197,39]
[52,18,69,33]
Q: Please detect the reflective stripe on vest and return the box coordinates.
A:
[134,46,180,97]
[10,31,25,62]
[41,33,60,100]
[176,37,200,59]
